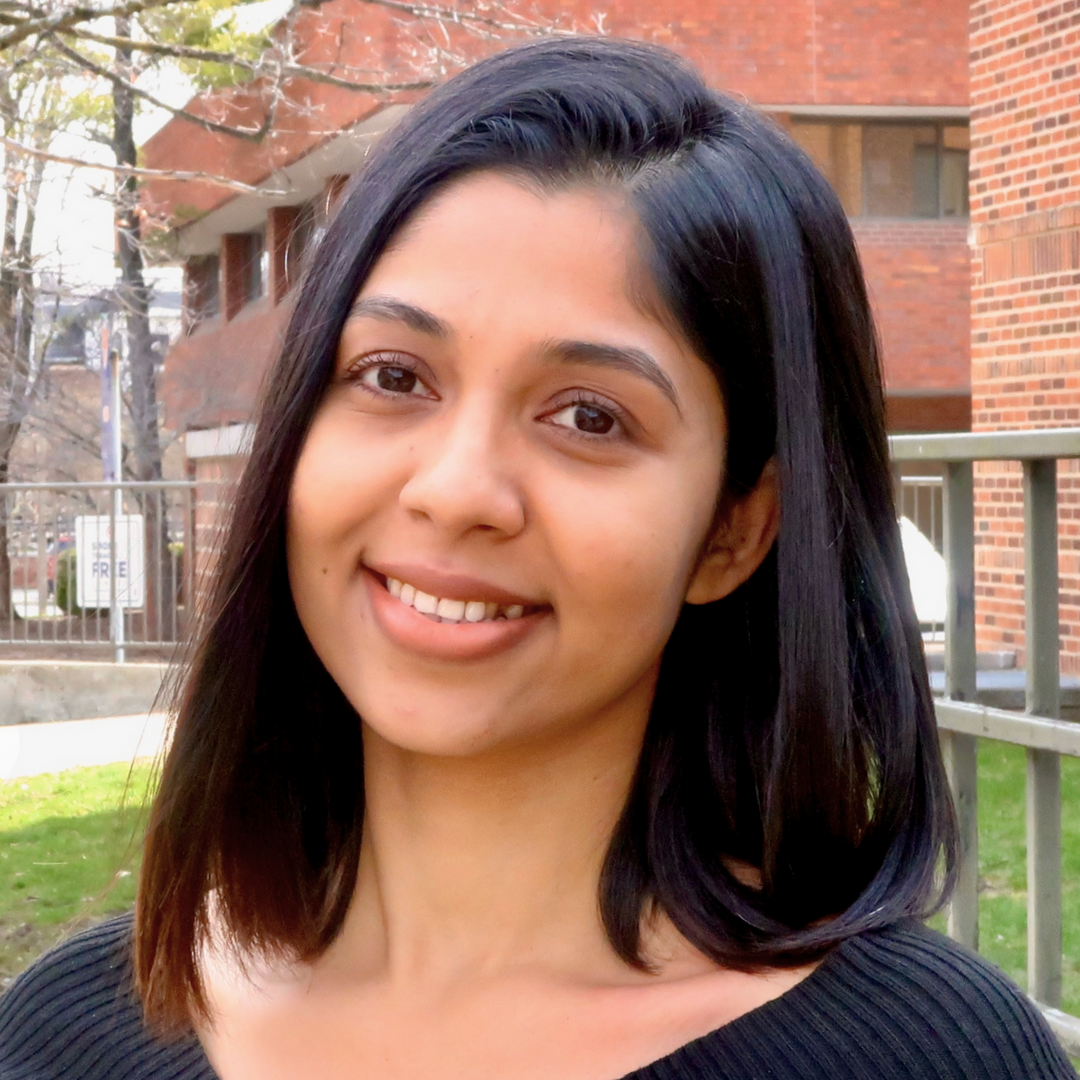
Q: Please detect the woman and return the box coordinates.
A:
[1,36,1075,1080]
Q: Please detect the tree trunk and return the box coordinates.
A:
[113,17,175,639]
[0,102,24,626]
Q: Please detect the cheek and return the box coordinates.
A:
[538,453,721,639]
[285,412,396,610]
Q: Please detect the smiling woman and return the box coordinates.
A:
[1,36,1076,1080]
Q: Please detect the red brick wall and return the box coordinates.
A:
[853,220,972,424]
[970,0,1080,671]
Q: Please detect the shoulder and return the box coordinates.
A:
[768,922,1076,1077]
[640,922,1077,1079]
[0,913,216,1080]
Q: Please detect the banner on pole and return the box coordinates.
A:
[75,515,145,609]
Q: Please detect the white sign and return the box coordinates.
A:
[75,515,145,609]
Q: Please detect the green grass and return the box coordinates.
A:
[0,762,157,983]
[975,741,1080,1017]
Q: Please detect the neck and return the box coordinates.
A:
[334,691,654,988]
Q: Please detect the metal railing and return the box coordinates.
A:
[0,481,205,658]
[890,427,1080,1055]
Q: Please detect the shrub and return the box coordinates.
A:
[55,549,80,614]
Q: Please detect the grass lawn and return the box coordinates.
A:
[975,740,1080,1017]
[0,761,157,985]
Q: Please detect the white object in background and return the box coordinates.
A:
[0,714,168,780]
[74,514,145,610]
[900,516,947,625]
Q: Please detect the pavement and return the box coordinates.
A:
[0,714,168,780]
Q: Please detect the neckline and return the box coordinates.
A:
[613,923,881,1080]
[184,922,904,1080]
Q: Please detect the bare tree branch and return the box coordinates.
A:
[68,28,436,93]
[0,135,292,195]
[355,0,570,35]
[49,34,277,141]
[0,0,197,52]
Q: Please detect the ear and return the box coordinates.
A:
[685,458,779,605]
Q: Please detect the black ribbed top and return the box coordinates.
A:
[0,914,1075,1079]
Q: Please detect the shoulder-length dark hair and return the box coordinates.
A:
[136,36,956,1030]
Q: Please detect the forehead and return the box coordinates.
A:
[355,172,682,352]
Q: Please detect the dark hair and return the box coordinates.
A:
[136,36,956,1029]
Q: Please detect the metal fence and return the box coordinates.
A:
[890,427,1080,1056]
[0,481,201,658]
[899,471,945,553]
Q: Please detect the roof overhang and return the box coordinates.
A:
[761,103,969,120]
[176,103,411,256]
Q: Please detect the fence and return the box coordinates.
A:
[891,427,1080,1056]
[0,481,205,658]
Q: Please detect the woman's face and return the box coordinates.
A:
[287,172,733,757]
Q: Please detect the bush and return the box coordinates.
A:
[55,548,80,614]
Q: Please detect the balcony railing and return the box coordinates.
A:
[891,427,1080,1056]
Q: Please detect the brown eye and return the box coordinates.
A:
[550,403,618,435]
[376,366,418,393]
[356,363,429,396]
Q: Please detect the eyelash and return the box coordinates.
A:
[343,356,630,440]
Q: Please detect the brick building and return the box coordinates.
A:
[969,0,1080,672]
[142,0,972,596]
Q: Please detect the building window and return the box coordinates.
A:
[241,230,266,305]
[790,120,969,219]
[285,200,321,287]
[184,254,220,332]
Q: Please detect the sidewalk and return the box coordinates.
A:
[0,714,168,780]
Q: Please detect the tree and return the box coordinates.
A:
[0,40,71,621]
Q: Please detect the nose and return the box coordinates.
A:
[398,402,526,539]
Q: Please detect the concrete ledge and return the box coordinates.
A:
[0,661,169,725]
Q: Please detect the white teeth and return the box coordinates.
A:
[413,589,439,615]
[383,576,530,624]
[436,598,466,621]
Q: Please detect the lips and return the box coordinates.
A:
[363,565,550,661]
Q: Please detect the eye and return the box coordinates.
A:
[548,403,618,436]
[351,359,433,397]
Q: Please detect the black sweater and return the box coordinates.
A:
[0,915,1075,1079]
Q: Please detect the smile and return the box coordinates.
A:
[365,569,548,662]
[386,577,528,624]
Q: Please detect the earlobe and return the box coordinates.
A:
[684,458,779,605]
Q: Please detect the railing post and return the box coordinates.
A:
[943,460,978,950]
[1023,457,1062,1007]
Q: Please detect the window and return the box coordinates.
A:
[241,230,266,305]
[184,254,220,331]
[284,200,321,287]
[790,120,969,219]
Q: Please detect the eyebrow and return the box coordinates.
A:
[541,340,681,411]
[347,296,451,338]
[347,295,680,410]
